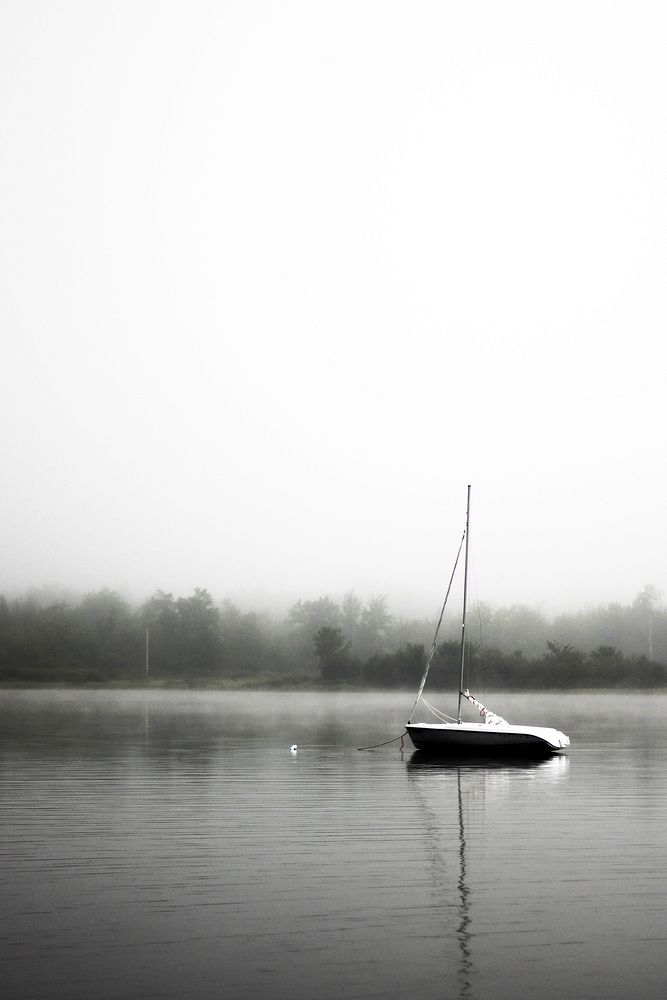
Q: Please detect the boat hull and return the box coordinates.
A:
[406,722,569,755]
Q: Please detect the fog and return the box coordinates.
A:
[2,2,665,617]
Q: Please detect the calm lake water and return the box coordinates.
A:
[1,689,667,1000]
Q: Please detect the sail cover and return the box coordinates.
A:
[462,689,508,726]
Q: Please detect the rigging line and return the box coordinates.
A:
[407,527,466,723]
[357,731,406,751]
[421,697,458,723]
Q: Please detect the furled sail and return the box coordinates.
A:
[462,689,508,726]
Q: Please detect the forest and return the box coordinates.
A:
[0,584,666,688]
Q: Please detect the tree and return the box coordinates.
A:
[288,597,341,631]
[219,600,289,676]
[362,643,425,688]
[140,588,224,677]
[356,594,393,660]
[633,585,662,660]
[175,588,224,675]
[341,591,363,653]
[428,640,460,688]
[584,645,623,685]
[286,597,342,671]
[140,591,180,675]
[314,626,357,682]
[542,641,585,685]
[77,589,139,677]
[484,604,549,658]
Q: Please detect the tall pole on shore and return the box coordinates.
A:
[145,626,150,679]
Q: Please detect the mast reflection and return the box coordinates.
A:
[456,768,473,997]
[406,753,568,999]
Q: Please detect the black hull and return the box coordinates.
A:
[406,741,557,760]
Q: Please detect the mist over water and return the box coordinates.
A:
[2,690,666,1000]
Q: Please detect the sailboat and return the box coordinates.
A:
[405,487,570,756]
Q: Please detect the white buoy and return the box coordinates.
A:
[290,744,298,752]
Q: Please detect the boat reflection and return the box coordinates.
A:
[405,752,569,998]
[407,750,570,775]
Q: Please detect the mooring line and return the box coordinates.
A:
[357,731,407,751]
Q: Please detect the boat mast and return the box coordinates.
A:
[456,485,471,723]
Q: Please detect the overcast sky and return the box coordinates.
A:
[1,1,665,617]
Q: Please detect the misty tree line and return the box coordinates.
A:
[0,585,666,687]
